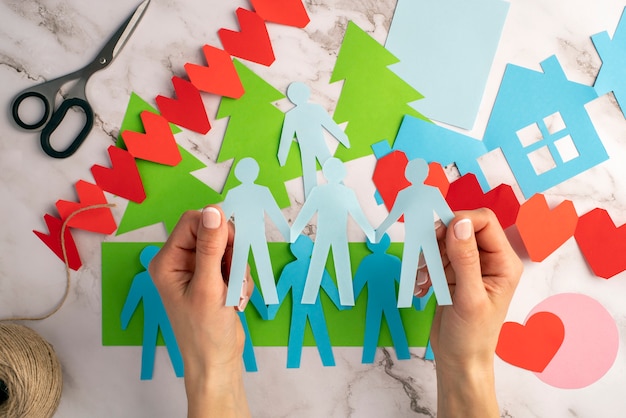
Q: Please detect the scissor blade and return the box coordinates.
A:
[97,0,151,66]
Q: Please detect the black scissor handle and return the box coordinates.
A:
[41,98,94,159]
[12,91,51,130]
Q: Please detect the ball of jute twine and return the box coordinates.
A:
[0,203,115,418]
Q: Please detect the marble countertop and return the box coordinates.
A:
[2,0,626,416]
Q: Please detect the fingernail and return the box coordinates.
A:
[453,218,473,241]
[202,207,221,229]
[434,220,443,230]
[414,286,424,297]
[237,296,249,312]
[416,269,429,286]
[417,252,426,269]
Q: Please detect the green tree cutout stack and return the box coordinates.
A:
[331,21,430,162]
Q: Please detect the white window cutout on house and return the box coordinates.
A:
[516,122,543,148]
[543,111,567,135]
[528,145,557,175]
[554,134,580,163]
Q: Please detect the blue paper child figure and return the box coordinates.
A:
[353,233,421,364]
[121,245,184,380]
[290,157,375,306]
[278,81,350,198]
[222,157,291,306]
[375,158,454,308]
[238,285,269,372]
[268,235,345,368]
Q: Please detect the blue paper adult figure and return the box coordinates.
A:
[268,235,344,368]
[375,158,454,308]
[291,157,375,306]
[121,245,184,380]
[278,81,350,198]
[353,233,422,364]
[222,157,290,306]
[238,286,269,372]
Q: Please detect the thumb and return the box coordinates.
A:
[194,206,229,286]
[445,217,484,298]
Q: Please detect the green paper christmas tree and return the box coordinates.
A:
[217,60,302,209]
[330,21,430,162]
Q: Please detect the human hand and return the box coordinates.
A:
[420,209,522,417]
[149,205,253,418]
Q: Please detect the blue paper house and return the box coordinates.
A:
[483,55,606,198]
[592,7,626,118]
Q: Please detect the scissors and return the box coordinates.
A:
[11,0,151,158]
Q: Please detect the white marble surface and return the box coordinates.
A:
[2,0,626,417]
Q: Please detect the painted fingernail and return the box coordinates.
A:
[453,218,473,241]
[202,207,221,229]
[416,269,429,286]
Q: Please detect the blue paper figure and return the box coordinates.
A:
[290,158,375,306]
[121,245,184,380]
[353,234,421,364]
[592,7,626,118]
[483,55,605,198]
[375,158,454,308]
[238,286,269,372]
[222,157,290,306]
[278,82,350,198]
[267,235,344,368]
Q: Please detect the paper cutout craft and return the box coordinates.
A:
[278,81,350,198]
[483,56,606,198]
[330,21,428,163]
[372,150,449,216]
[516,194,578,262]
[56,180,116,234]
[445,173,520,230]
[267,235,344,368]
[217,60,301,209]
[116,145,222,235]
[389,115,490,191]
[375,158,454,307]
[121,111,182,166]
[218,8,275,66]
[291,158,375,306]
[592,7,626,118]
[155,76,211,134]
[116,93,181,148]
[185,44,245,99]
[574,208,626,278]
[120,245,184,380]
[529,293,619,389]
[250,0,309,28]
[33,213,82,270]
[238,286,269,372]
[221,158,290,306]
[385,0,509,129]
[496,311,565,373]
[424,339,434,361]
[91,145,146,203]
[353,234,417,363]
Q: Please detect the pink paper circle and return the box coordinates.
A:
[529,293,618,389]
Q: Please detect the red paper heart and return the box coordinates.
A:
[373,151,449,222]
[250,0,310,28]
[446,173,520,229]
[575,208,626,278]
[185,45,245,99]
[516,194,578,262]
[122,111,182,166]
[218,8,275,66]
[91,146,146,203]
[55,180,116,234]
[33,214,82,270]
[156,76,211,134]
[496,311,565,373]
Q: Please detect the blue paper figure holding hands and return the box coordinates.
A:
[268,235,344,368]
[222,157,290,306]
[278,82,350,198]
[353,234,420,364]
[291,158,375,306]
[375,158,454,308]
[121,245,184,380]
[238,286,269,372]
